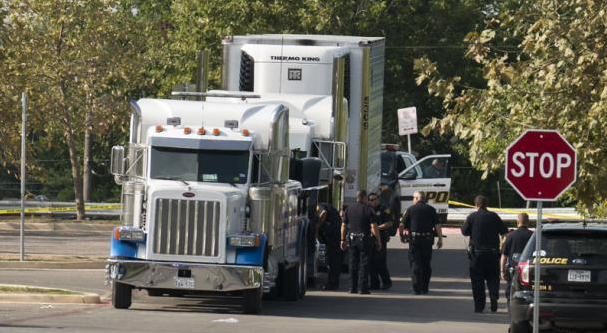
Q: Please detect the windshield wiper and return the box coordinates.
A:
[155,176,190,186]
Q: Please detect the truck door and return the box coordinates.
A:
[398,154,451,220]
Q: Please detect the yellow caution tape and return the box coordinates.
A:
[0,204,122,215]
[448,200,584,219]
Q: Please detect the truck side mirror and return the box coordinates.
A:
[110,146,126,176]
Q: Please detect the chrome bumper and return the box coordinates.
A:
[107,259,263,292]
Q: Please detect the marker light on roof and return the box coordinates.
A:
[197,127,206,135]
[212,128,220,136]
[183,127,192,135]
[242,129,250,136]
[155,125,164,133]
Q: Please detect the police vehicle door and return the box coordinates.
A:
[397,154,451,217]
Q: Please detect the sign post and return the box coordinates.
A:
[505,129,577,333]
[397,107,417,154]
[20,92,27,262]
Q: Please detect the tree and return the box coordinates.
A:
[415,0,607,216]
[2,0,144,218]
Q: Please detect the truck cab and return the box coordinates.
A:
[108,98,316,314]
[381,144,451,222]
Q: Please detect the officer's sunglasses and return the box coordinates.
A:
[368,197,377,202]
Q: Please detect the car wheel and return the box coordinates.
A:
[510,320,531,333]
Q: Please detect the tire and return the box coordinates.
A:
[298,241,307,299]
[112,281,132,309]
[307,276,316,288]
[282,264,300,301]
[510,320,531,333]
[242,287,263,314]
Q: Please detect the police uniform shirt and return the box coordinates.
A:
[402,201,438,233]
[502,226,533,261]
[343,202,375,234]
[372,205,392,239]
[318,203,341,243]
[462,208,508,250]
[379,188,401,217]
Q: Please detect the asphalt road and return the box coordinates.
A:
[0,229,510,333]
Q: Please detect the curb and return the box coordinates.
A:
[0,293,102,304]
[0,285,101,304]
[0,261,106,269]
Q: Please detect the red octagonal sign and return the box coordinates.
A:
[505,129,577,201]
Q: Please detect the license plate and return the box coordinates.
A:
[174,277,195,289]
[567,270,591,282]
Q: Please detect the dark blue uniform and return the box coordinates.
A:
[369,205,392,289]
[462,208,508,312]
[502,226,532,307]
[343,202,376,293]
[402,201,439,294]
[317,203,343,289]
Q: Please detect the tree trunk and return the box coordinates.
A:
[66,126,86,220]
[83,103,92,202]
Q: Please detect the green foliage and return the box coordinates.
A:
[1,0,146,206]
[0,0,495,207]
[415,0,607,216]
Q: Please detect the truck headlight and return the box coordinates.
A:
[114,226,145,242]
[229,234,259,247]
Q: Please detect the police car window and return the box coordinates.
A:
[522,230,607,262]
[396,156,407,173]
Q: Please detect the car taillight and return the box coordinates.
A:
[518,260,530,285]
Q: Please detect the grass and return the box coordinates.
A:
[0,285,82,295]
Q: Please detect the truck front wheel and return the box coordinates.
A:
[112,281,132,309]
[242,286,263,314]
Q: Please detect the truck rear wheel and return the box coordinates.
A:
[298,242,307,299]
[112,281,132,309]
[282,264,300,301]
[242,286,263,314]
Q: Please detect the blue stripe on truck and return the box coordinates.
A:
[234,234,267,266]
[110,229,138,258]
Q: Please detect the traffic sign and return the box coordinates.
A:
[397,107,418,135]
[505,129,576,201]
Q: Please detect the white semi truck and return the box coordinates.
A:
[107,35,386,313]
[220,34,385,208]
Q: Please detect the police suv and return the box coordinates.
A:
[509,222,607,332]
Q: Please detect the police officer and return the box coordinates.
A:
[378,182,401,227]
[316,203,343,291]
[461,195,508,313]
[400,191,443,295]
[340,190,381,294]
[501,212,532,308]
[368,192,393,290]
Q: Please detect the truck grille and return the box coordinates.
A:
[153,199,221,257]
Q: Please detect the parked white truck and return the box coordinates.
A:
[107,34,386,313]
[220,34,385,208]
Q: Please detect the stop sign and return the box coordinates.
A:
[505,129,577,201]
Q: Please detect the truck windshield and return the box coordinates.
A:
[150,147,250,184]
